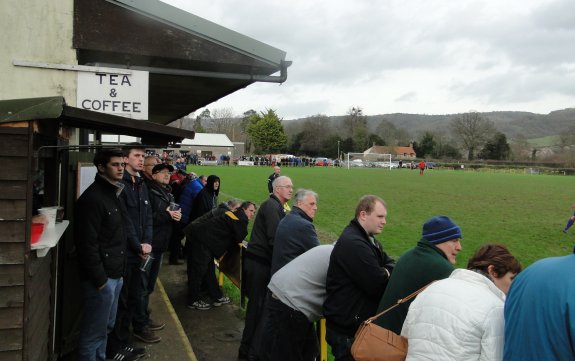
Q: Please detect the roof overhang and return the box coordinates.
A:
[0,97,194,146]
[74,0,290,125]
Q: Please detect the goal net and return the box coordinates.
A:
[345,152,393,169]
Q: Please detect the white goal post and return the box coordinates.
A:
[345,152,393,169]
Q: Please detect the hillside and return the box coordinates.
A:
[284,108,575,141]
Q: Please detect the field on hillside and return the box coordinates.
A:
[189,165,574,267]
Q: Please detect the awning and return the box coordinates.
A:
[0,97,194,146]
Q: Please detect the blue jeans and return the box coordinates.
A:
[77,278,123,361]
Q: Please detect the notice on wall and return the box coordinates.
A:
[77,69,149,120]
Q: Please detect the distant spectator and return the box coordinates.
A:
[503,252,575,361]
[402,244,521,361]
[267,166,281,194]
[562,202,575,233]
[323,195,395,361]
[418,160,426,175]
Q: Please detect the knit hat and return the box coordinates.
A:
[422,216,462,244]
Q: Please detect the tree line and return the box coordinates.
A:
[172,106,575,163]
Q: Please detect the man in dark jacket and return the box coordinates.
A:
[142,163,182,331]
[323,195,395,361]
[267,165,280,194]
[75,149,134,361]
[185,201,256,310]
[239,176,293,360]
[270,188,319,275]
[108,143,158,356]
[375,216,462,334]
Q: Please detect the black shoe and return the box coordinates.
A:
[148,318,165,331]
[123,344,146,358]
[107,348,141,361]
[133,327,161,343]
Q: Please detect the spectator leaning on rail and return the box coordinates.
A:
[183,199,248,310]
[259,244,334,361]
[402,244,521,361]
[74,149,129,361]
[239,175,293,361]
[503,251,575,361]
[323,195,396,361]
[374,215,462,334]
[270,188,319,275]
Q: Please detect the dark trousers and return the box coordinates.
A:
[259,295,318,361]
[143,251,163,323]
[186,241,223,303]
[239,258,271,358]
[169,225,183,262]
[325,327,354,361]
[107,261,147,353]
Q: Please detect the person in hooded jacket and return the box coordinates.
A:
[401,244,521,361]
[189,175,220,222]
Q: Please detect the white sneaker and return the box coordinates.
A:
[213,296,231,307]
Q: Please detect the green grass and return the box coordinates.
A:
[527,135,561,147]
[193,165,574,267]
[201,165,573,361]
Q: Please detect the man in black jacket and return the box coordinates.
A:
[75,149,139,361]
[108,143,157,357]
[323,195,396,361]
[185,200,256,310]
[239,176,293,360]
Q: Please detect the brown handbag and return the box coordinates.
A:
[351,283,433,361]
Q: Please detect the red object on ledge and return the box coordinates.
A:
[31,223,45,244]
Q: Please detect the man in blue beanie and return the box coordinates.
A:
[374,215,463,334]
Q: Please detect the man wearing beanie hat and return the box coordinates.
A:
[374,215,462,334]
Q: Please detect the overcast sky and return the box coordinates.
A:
[162,0,575,119]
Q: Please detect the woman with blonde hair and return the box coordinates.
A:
[401,244,522,361]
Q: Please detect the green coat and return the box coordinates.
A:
[374,239,454,333]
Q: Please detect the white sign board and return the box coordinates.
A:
[77,69,149,120]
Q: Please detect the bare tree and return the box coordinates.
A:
[205,107,238,140]
[450,112,496,160]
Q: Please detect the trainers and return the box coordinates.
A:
[213,296,231,307]
[148,319,165,331]
[187,300,211,310]
[122,345,146,358]
[107,349,140,361]
[133,327,161,343]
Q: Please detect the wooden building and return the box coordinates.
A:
[0,0,290,360]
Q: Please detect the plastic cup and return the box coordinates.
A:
[168,202,181,211]
[38,207,58,228]
[139,254,155,272]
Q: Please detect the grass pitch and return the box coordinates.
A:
[192,165,573,267]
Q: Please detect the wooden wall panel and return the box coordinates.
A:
[0,329,23,351]
[0,181,27,200]
[26,256,52,361]
[0,157,28,181]
[0,265,24,287]
[0,350,22,361]
[0,308,23,329]
[0,286,24,308]
[0,200,26,220]
[0,243,25,265]
[0,222,25,243]
[0,130,28,157]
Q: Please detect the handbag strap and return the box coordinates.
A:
[365,281,436,324]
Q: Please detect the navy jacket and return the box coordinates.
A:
[120,171,153,262]
[270,206,320,274]
[323,219,396,337]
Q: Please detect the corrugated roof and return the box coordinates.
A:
[181,133,234,147]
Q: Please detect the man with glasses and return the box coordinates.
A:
[239,176,293,360]
[142,155,161,180]
[75,149,135,360]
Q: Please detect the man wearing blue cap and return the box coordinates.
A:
[374,215,462,334]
